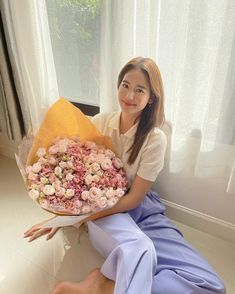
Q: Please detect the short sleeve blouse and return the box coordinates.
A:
[91,112,167,187]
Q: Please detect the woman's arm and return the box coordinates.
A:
[78,175,153,224]
[24,176,153,241]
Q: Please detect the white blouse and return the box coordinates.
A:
[91,112,167,187]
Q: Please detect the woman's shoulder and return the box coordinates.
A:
[148,127,167,146]
[91,111,119,129]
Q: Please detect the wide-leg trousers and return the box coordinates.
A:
[88,191,226,294]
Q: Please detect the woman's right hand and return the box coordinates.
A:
[24,217,61,242]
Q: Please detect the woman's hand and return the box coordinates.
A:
[24,217,61,242]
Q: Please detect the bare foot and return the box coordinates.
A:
[51,268,114,294]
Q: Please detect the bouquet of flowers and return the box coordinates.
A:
[26,136,127,215]
[16,98,127,226]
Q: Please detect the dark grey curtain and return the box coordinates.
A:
[0,11,25,142]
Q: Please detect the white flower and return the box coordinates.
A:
[96,196,107,209]
[107,198,118,208]
[43,184,55,196]
[89,187,101,201]
[81,190,89,200]
[85,174,93,186]
[48,145,58,155]
[66,173,74,181]
[101,158,112,170]
[84,141,97,150]
[91,162,100,173]
[81,205,91,214]
[59,161,67,169]
[92,175,100,183]
[28,172,37,181]
[106,188,115,199]
[65,189,75,199]
[25,166,32,174]
[75,200,82,208]
[28,189,39,201]
[36,147,46,158]
[40,177,49,184]
[54,166,62,176]
[67,161,74,169]
[105,149,115,158]
[113,158,123,169]
[32,162,42,173]
[96,153,105,164]
[48,156,57,165]
[57,139,69,153]
[115,188,125,198]
[55,187,65,197]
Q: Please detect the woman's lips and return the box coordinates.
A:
[123,100,135,106]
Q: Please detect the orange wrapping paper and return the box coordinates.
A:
[26,97,115,166]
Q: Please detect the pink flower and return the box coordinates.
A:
[25,137,127,216]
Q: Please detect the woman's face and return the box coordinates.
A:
[118,69,151,116]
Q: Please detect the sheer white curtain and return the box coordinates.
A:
[1,0,59,132]
[99,0,235,195]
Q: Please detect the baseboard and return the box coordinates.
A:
[162,199,235,243]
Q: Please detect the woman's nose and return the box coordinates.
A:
[126,90,134,100]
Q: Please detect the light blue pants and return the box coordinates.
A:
[88,191,226,294]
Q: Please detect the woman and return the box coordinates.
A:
[25,57,225,294]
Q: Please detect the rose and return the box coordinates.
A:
[105,149,115,159]
[106,188,115,199]
[36,147,46,158]
[107,197,118,208]
[101,158,112,170]
[65,188,75,199]
[32,162,42,173]
[81,205,91,214]
[29,189,39,200]
[43,184,55,196]
[96,196,107,209]
[115,188,125,198]
[81,190,89,200]
[113,158,123,169]
[88,187,101,201]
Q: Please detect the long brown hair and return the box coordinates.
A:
[117,57,165,165]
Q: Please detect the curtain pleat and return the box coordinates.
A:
[0,12,24,142]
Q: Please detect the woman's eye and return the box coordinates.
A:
[136,88,144,94]
[122,83,128,88]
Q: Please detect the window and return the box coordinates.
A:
[46,0,102,107]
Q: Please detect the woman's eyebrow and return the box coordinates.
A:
[122,80,147,90]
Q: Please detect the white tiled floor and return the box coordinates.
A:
[0,155,235,294]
